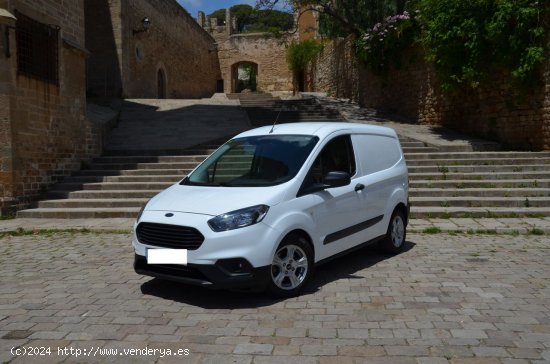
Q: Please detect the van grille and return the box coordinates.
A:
[136,223,204,250]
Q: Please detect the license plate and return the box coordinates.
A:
[147,249,187,265]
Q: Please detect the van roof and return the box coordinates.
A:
[235,122,397,140]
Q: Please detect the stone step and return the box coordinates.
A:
[410,188,550,197]
[410,196,550,208]
[92,154,214,164]
[102,149,211,157]
[410,179,550,188]
[93,150,217,161]
[17,207,140,219]
[74,169,189,176]
[65,175,184,183]
[406,157,550,166]
[81,182,173,190]
[39,198,148,208]
[408,165,549,173]
[400,141,428,148]
[47,190,161,199]
[50,182,173,191]
[409,172,550,180]
[402,147,439,153]
[85,161,205,170]
[410,206,550,218]
[405,152,550,160]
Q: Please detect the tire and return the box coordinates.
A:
[380,208,407,254]
[266,234,314,297]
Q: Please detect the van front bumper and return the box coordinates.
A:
[134,254,270,290]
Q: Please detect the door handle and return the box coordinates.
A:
[355,183,365,192]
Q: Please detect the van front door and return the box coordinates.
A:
[300,135,371,261]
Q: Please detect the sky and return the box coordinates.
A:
[177,0,287,18]
[178,0,257,17]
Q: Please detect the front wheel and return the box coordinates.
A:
[380,208,407,254]
[266,234,313,297]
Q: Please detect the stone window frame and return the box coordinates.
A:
[15,10,60,85]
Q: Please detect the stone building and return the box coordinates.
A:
[0,0,98,214]
[199,8,294,94]
[0,0,225,215]
[85,0,221,99]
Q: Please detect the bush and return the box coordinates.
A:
[356,11,418,75]
[286,40,324,72]
[415,0,547,91]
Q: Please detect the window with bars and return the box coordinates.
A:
[15,10,59,85]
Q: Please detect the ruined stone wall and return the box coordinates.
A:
[86,0,221,99]
[212,30,293,94]
[311,37,550,150]
[200,8,294,94]
[0,0,95,214]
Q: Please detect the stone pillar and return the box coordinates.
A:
[197,11,205,28]
[226,7,232,35]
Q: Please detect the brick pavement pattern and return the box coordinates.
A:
[0,232,549,363]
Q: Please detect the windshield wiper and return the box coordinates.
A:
[180,178,234,187]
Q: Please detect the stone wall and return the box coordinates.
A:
[311,37,550,150]
[0,0,99,214]
[86,0,221,99]
[310,37,360,100]
[200,9,294,94]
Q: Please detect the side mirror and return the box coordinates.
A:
[323,171,351,188]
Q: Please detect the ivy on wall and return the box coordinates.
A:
[356,0,547,92]
[287,39,325,72]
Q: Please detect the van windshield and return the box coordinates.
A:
[183,135,319,187]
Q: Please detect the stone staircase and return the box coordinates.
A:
[227,92,342,126]
[17,142,219,218]
[15,96,550,219]
[407,149,550,218]
[17,132,550,219]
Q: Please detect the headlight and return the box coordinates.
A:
[208,205,269,232]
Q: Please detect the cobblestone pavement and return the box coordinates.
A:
[0,232,549,363]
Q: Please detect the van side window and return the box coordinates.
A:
[303,135,356,187]
[352,134,401,175]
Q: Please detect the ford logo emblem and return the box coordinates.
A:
[165,213,174,217]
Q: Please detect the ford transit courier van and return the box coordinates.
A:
[133,122,409,296]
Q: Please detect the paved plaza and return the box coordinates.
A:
[0,231,549,363]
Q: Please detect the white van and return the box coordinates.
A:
[133,122,409,296]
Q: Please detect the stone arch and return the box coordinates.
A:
[231,61,259,93]
[156,63,168,99]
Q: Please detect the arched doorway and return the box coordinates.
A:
[157,69,166,99]
[231,62,258,93]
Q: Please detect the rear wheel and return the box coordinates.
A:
[380,208,407,254]
[267,234,313,297]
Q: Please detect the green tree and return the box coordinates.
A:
[414,0,546,90]
[209,5,294,33]
[256,0,404,36]
[209,8,226,26]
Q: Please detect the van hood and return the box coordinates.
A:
[145,183,288,216]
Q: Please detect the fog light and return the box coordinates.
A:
[217,258,253,275]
